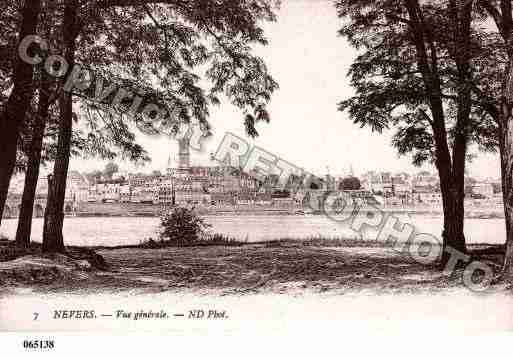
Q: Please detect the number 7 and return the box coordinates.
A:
[33,312,39,320]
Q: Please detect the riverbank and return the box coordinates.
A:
[0,238,509,297]
[70,202,506,219]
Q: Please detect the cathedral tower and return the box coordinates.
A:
[178,137,191,172]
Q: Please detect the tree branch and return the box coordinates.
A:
[479,0,506,38]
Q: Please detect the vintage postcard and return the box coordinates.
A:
[0,0,512,355]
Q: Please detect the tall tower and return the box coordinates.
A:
[165,155,173,176]
[178,137,191,172]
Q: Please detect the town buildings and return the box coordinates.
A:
[39,167,503,209]
[6,137,502,210]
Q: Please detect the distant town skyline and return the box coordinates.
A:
[67,0,501,180]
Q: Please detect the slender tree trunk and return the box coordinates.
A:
[0,0,42,226]
[499,53,513,276]
[42,0,78,253]
[42,97,73,253]
[15,76,51,248]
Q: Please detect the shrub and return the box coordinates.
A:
[203,233,245,246]
[159,207,211,245]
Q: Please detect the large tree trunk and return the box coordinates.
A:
[440,0,472,263]
[427,109,468,265]
[499,54,513,277]
[428,99,467,265]
[15,76,51,248]
[440,177,467,260]
[42,0,78,253]
[403,0,471,266]
[436,147,467,266]
[0,0,42,226]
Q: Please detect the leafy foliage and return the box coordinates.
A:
[336,0,502,166]
[102,162,119,179]
[160,207,212,245]
[340,176,361,191]
[73,0,280,139]
[3,0,281,172]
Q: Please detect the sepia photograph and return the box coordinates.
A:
[0,0,512,355]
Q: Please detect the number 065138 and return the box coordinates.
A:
[23,340,55,350]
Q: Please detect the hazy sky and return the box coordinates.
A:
[69,0,501,179]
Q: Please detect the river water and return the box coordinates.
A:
[0,214,506,247]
